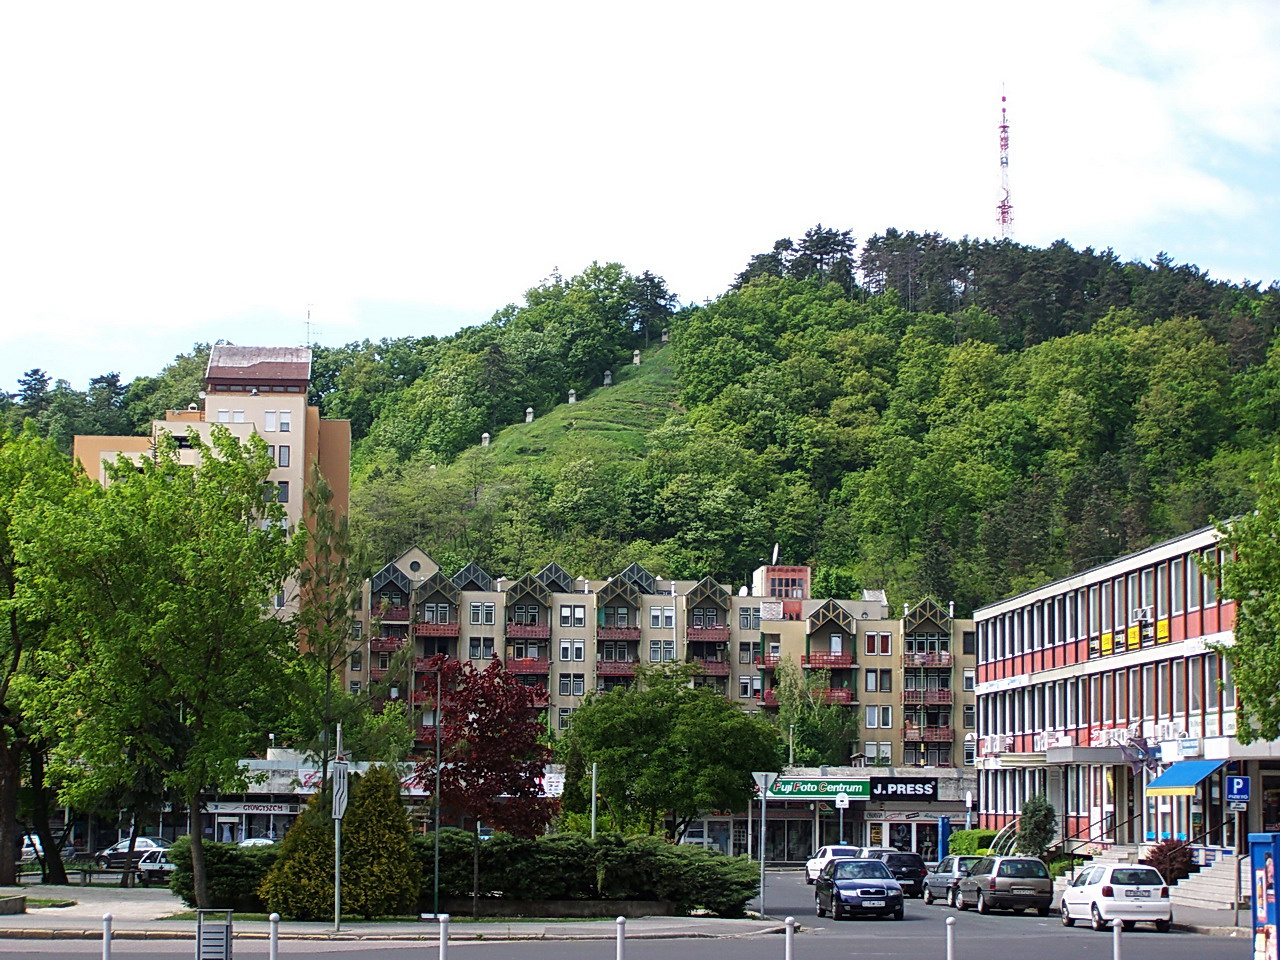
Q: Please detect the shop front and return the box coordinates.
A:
[861,774,971,859]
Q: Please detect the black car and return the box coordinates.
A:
[815,858,905,921]
[94,837,172,870]
[872,851,929,898]
[924,855,982,906]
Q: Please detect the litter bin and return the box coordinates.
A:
[196,909,233,960]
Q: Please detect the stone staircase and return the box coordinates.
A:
[1169,854,1249,911]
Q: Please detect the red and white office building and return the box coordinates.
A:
[973,525,1277,861]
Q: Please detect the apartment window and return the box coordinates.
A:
[865,668,891,693]
[561,605,586,628]
[603,606,628,627]
[866,705,892,728]
[274,591,286,609]
[864,632,890,656]
[232,409,245,423]
[649,639,675,662]
[279,409,291,432]
[264,410,277,431]
[963,668,975,692]
[739,607,761,630]
[277,444,290,468]
[1188,555,1202,609]
[691,607,719,627]
[352,621,363,639]
[1204,550,1218,604]
[558,707,572,730]
[420,603,450,624]
[275,481,289,504]
[559,673,585,697]
[740,676,762,699]
[471,603,484,625]
[600,641,628,662]
[217,409,230,423]
[469,637,495,659]
[962,631,976,656]
[963,703,975,728]
[512,604,540,625]
[349,680,361,694]
[963,741,976,765]
[649,606,675,629]
[559,638,584,661]
[739,641,760,664]
[1156,562,1169,618]
[1172,558,1185,614]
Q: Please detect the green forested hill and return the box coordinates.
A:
[8,231,1278,613]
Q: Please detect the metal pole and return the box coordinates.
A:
[101,913,112,960]
[591,762,599,840]
[1234,809,1243,929]
[615,915,626,960]
[439,913,450,960]
[334,723,343,933]
[759,789,768,916]
[1112,916,1122,960]
[946,915,956,960]
[839,807,844,843]
[434,668,442,919]
[784,916,795,960]
[269,913,280,960]
[788,725,794,766]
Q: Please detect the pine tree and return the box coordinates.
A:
[343,765,420,918]
[1017,794,1057,859]
[258,791,334,921]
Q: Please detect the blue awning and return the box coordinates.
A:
[1145,759,1225,797]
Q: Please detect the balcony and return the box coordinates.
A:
[755,655,782,670]
[505,622,551,640]
[506,656,551,676]
[902,651,953,668]
[596,660,637,677]
[415,726,439,745]
[687,624,731,642]
[819,689,854,704]
[901,725,954,742]
[369,666,389,682]
[375,605,410,623]
[411,689,436,704]
[597,626,642,642]
[760,689,780,707]
[690,658,730,676]
[415,621,460,637]
[901,689,953,705]
[803,653,855,669]
[369,638,405,653]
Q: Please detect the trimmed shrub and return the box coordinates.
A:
[1142,839,1193,883]
[1017,794,1057,858]
[343,765,421,918]
[169,836,278,910]
[947,830,997,856]
[413,828,476,900]
[259,791,334,921]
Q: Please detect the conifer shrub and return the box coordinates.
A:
[1017,794,1057,859]
[342,765,420,918]
[169,836,278,910]
[259,791,334,921]
[412,827,477,899]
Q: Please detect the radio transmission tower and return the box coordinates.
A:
[997,92,1013,239]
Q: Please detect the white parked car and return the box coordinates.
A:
[237,837,275,847]
[1060,863,1172,932]
[805,845,863,884]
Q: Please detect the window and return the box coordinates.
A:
[561,605,586,628]
[739,641,760,663]
[739,607,761,630]
[739,675,762,698]
[263,410,277,431]
[572,639,584,661]
[232,409,245,423]
[352,621,362,639]
[1172,558,1185,614]
[350,650,363,672]
[420,603,450,624]
[217,409,230,423]
[691,607,720,627]
[277,444,290,468]
[602,606,627,627]
[649,639,675,662]
[558,673,585,697]
[558,707,572,730]
[469,637,495,659]
[274,591,285,609]
[649,606,675,629]
[866,668,891,693]
[512,604,540,625]
[560,638,572,661]
[963,741,976,765]
[349,680,361,694]
[471,603,484,625]
[962,631,976,656]
[276,481,289,503]
[866,705,892,728]
[963,703,975,728]
[279,410,291,432]
[963,669,975,692]
[1204,550,1218,604]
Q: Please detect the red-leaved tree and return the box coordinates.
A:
[413,655,554,914]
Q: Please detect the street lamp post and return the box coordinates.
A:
[752,771,779,917]
[433,666,442,919]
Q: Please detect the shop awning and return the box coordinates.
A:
[1145,759,1226,797]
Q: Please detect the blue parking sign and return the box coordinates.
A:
[1227,775,1250,803]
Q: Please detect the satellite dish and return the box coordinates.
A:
[197,390,207,399]
[738,585,748,596]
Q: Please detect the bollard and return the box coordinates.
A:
[101,913,112,960]
[616,915,626,960]
[269,912,280,960]
[946,915,956,960]
[1112,916,1122,960]
[439,913,450,960]
[784,916,796,960]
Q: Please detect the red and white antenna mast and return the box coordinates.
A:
[997,91,1013,239]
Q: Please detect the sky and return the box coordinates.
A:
[2,0,1277,392]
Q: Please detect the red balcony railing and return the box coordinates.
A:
[901,689,953,705]
[411,689,435,704]
[760,689,780,707]
[506,656,551,675]
[687,624,731,642]
[819,689,854,704]
[902,725,954,742]
[369,638,405,654]
[415,725,439,744]
[597,626,642,641]
[803,653,855,669]
[375,605,410,622]
[902,651,953,668]
[690,658,730,676]
[415,621,460,637]
[369,666,389,682]
[755,655,781,669]
[596,660,637,676]
[505,622,551,640]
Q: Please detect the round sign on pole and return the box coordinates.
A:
[835,791,850,809]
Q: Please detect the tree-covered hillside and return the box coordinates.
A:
[7,230,1278,613]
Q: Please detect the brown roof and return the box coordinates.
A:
[206,345,312,383]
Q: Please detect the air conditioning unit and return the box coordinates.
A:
[1131,606,1153,623]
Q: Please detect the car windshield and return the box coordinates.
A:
[834,861,892,880]
[828,847,860,858]
[998,860,1049,878]
[1112,868,1163,886]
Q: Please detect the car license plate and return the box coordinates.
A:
[862,900,885,907]
[1012,887,1034,894]
[1125,889,1152,898]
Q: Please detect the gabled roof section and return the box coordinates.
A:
[416,570,459,603]
[808,599,856,634]
[618,562,656,595]
[686,576,730,609]
[371,563,412,596]
[904,598,949,632]
[206,345,312,383]
[451,562,495,592]
[598,577,641,607]
[505,573,550,606]
[536,562,575,594]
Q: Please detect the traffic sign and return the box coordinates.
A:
[1230,800,1248,812]
[1227,775,1250,804]
[835,791,850,809]
[332,759,350,819]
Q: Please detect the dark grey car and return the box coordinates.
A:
[956,855,1053,916]
[924,855,982,905]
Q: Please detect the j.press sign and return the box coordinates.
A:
[766,779,871,800]
[869,777,938,800]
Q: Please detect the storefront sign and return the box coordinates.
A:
[206,802,298,815]
[766,778,870,800]
[870,777,938,800]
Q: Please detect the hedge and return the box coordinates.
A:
[947,829,997,856]
[169,837,278,911]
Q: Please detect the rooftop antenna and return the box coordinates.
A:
[997,87,1014,239]
[304,303,318,346]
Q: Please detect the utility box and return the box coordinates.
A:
[1249,833,1279,960]
[196,909,233,960]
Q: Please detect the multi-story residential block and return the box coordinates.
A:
[974,525,1255,861]
[351,548,978,860]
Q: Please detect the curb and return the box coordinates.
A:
[0,924,790,943]
[1172,922,1250,938]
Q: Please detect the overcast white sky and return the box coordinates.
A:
[2,0,1277,392]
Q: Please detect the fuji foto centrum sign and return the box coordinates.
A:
[766,778,870,800]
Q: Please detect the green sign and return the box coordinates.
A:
[766,778,870,800]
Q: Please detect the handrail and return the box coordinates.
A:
[1059,808,1145,851]
[990,818,1020,856]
